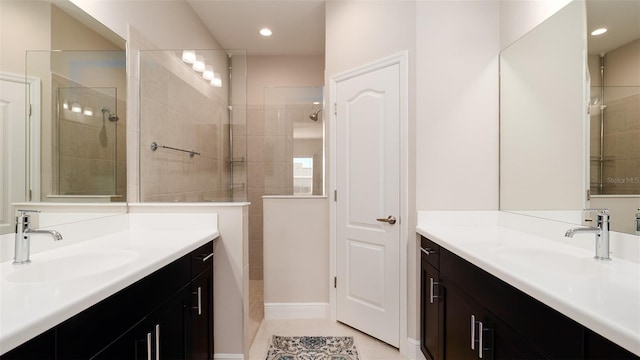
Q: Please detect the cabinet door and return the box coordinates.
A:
[190,268,213,360]
[421,256,442,360]
[92,286,189,360]
[442,280,478,360]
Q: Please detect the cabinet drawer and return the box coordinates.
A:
[191,241,214,278]
[420,236,440,269]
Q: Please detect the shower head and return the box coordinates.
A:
[309,109,323,121]
[101,107,119,122]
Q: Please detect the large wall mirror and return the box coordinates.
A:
[500,0,640,235]
[0,1,126,234]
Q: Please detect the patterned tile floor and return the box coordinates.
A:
[249,319,408,360]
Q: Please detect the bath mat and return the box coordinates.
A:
[265,335,359,360]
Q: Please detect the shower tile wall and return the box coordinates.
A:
[139,51,230,202]
[52,74,127,200]
[590,93,640,195]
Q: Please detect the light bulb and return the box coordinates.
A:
[83,107,93,116]
[192,55,205,72]
[203,65,214,80]
[63,100,69,110]
[182,50,196,64]
[211,73,222,87]
[260,28,272,37]
[71,103,82,113]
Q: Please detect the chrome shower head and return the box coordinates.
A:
[101,107,119,122]
[309,109,322,121]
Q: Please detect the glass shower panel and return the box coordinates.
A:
[263,86,324,196]
[138,49,247,202]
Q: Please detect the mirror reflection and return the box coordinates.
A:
[0,1,127,234]
[500,0,640,235]
[26,50,127,202]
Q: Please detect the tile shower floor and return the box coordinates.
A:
[248,282,408,360]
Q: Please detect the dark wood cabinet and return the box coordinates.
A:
[420,237,443,360]
[189,241,214,360]
[419,235,639,360]
[1,240,215,360]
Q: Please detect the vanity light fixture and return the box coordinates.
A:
[591,28,608,36]
[203,65,215,81]
[211,73,222,87]
[259,28,272,37]
[192,55,206,72]
[179,50,222,88]
[83,107,93,116]
[182,50,196,64]
[71,103,82,113]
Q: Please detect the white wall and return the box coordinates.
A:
[415,1,500,212]
[500,0,574,49]
[263,197,329,311]
[68,0,220,50]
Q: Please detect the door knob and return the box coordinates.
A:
[376,215,397,225]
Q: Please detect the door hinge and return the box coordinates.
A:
[334,276,337,288]
[334,102,337,116]
[28,104,32,116]
[28,189,32,201]
[334,190,337,202]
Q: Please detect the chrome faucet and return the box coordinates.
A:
[13,210,63,265]
[565,209,610,261]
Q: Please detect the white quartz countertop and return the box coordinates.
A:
[416,217,640,356]
[0,227,219,355]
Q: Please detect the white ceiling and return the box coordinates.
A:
[186,0,326,56]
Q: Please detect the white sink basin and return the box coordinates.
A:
[5,250,138,284]
[492,247,606,277]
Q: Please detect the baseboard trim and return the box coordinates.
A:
[264,302,330,319]
[213,353,244,360]
[406,337,426,360]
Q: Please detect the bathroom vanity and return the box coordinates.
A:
[418,212,640,360]
[0,213,219,359]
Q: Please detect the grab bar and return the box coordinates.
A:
[150,142,200,158]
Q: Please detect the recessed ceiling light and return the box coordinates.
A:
[260,28,272,37]
[591,28,608,36]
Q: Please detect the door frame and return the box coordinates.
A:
[329,51,409,353]
[0,72,41,234]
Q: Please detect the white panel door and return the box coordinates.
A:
[0,78,28,234]
[335,63,400,347]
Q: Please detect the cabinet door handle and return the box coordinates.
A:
[421,248,436,256]
[146,332,152,360]
[201,253,214,262]
[193,286,202,315]
[471,315,476,350]
[155,325,160,360]
[478,321,484,359]
[429,277,440,304]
